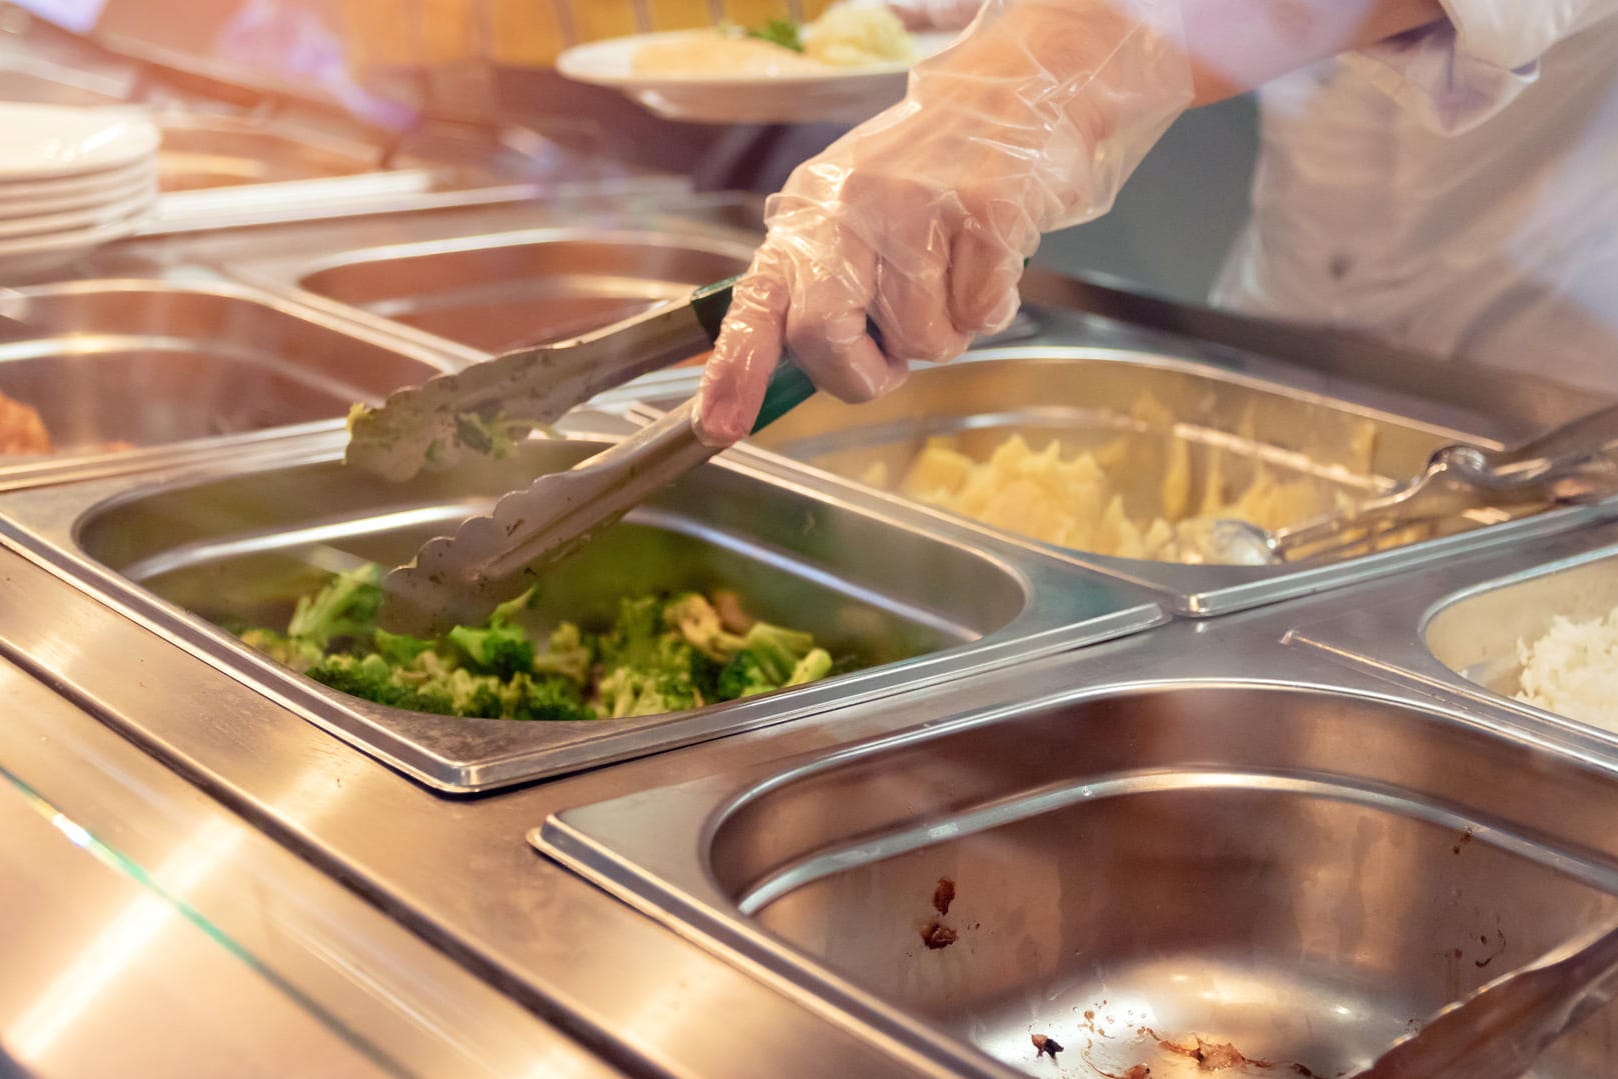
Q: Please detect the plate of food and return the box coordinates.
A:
[556,5,958,124]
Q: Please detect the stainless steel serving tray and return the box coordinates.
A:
[286,226,758,356]
[0,278,463,492]
[616,348,1611,615]
[538,674,1618,1078]
[0,436,1162,792]
[1289,516,1618,760]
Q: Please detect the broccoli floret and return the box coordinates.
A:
[306,652,452,713]
[596,631,712,718]
[415,667,504,719]
[714,625,829,700]
[239,627,323,673]
[286,564,382,648]
[716,651,778,700]
[373,628,434,666]
[597,663,705,718]
[532,622,594,683]
[448,621,536,678]
[597,595,667,668]
[246,575,839,723]
[488,585,538,625]
[740,621,817,683]
[452,411,536,459]
[502,673,596,722]
[785,647,833,687]
[665,593,746,662]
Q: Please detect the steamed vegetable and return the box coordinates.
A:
[235,566,844,721]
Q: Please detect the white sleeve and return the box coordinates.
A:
[1343,0,1618,133]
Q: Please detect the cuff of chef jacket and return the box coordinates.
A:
[1342,20,1538,135]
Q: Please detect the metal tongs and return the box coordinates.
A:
[1183,401,1618,565]
[346,276,816,636]
[1350,914,1618,1079]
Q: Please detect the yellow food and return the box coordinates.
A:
[632,4,913,78]
[802,5,913,66]
[890,418,1370,564]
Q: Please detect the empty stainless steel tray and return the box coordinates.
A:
[0,438,1161,791]
[0,279,459,490]
[154,114,388,192]
[616,348,1608,615]
[539,681,1618,1078]
[294,228,757,354]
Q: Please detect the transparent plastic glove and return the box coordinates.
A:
[695,0,1194,445]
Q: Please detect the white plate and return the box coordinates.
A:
[0,103,159,182]
[557,29,955,124]
[0,168,155,220]
[0,186,154,239]
[0,157,156,203]
[0,202,146,258]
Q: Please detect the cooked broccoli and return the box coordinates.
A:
[239,627,323,673]
[501,673,596,722]
[597,595,666,667]
[786,647,833,687]
[452,411,537,459]
[307,653,450,713]
[596,632,714,718]
[532,621,594,683]
[437,667,506,719]
[286,564,382,648]
[740,622,818,683]
[448,621,535,678]
[665,592,746,662]
[373,628,434,666]
[716,650,777,700]
[236,567,842,722]
[597,663,703,719]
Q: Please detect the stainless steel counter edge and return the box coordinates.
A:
[0,656,615,1079]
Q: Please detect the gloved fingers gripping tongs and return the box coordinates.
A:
[344,276,818,637]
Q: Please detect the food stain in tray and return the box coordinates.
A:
[1052,1006,1323,1078]
[1031,1034,1064,1060]
[932,877,956,916]
[0,390,134,456]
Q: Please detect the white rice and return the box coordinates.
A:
[1516,610,1618,730]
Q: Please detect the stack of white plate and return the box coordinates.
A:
[0,102,160,276]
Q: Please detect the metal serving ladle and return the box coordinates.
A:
[1180,401,1618,565]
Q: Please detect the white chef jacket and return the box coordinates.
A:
[1212,1,1618,394]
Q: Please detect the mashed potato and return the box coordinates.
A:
[877,408,1365,563]
[1516,612,1618,729]
[633,5,913,78]
[802,6,914,66]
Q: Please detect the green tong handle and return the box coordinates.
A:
[693,255,1031,435]
[689,275,877,437]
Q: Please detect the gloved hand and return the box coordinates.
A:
[694,0,1194,445]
